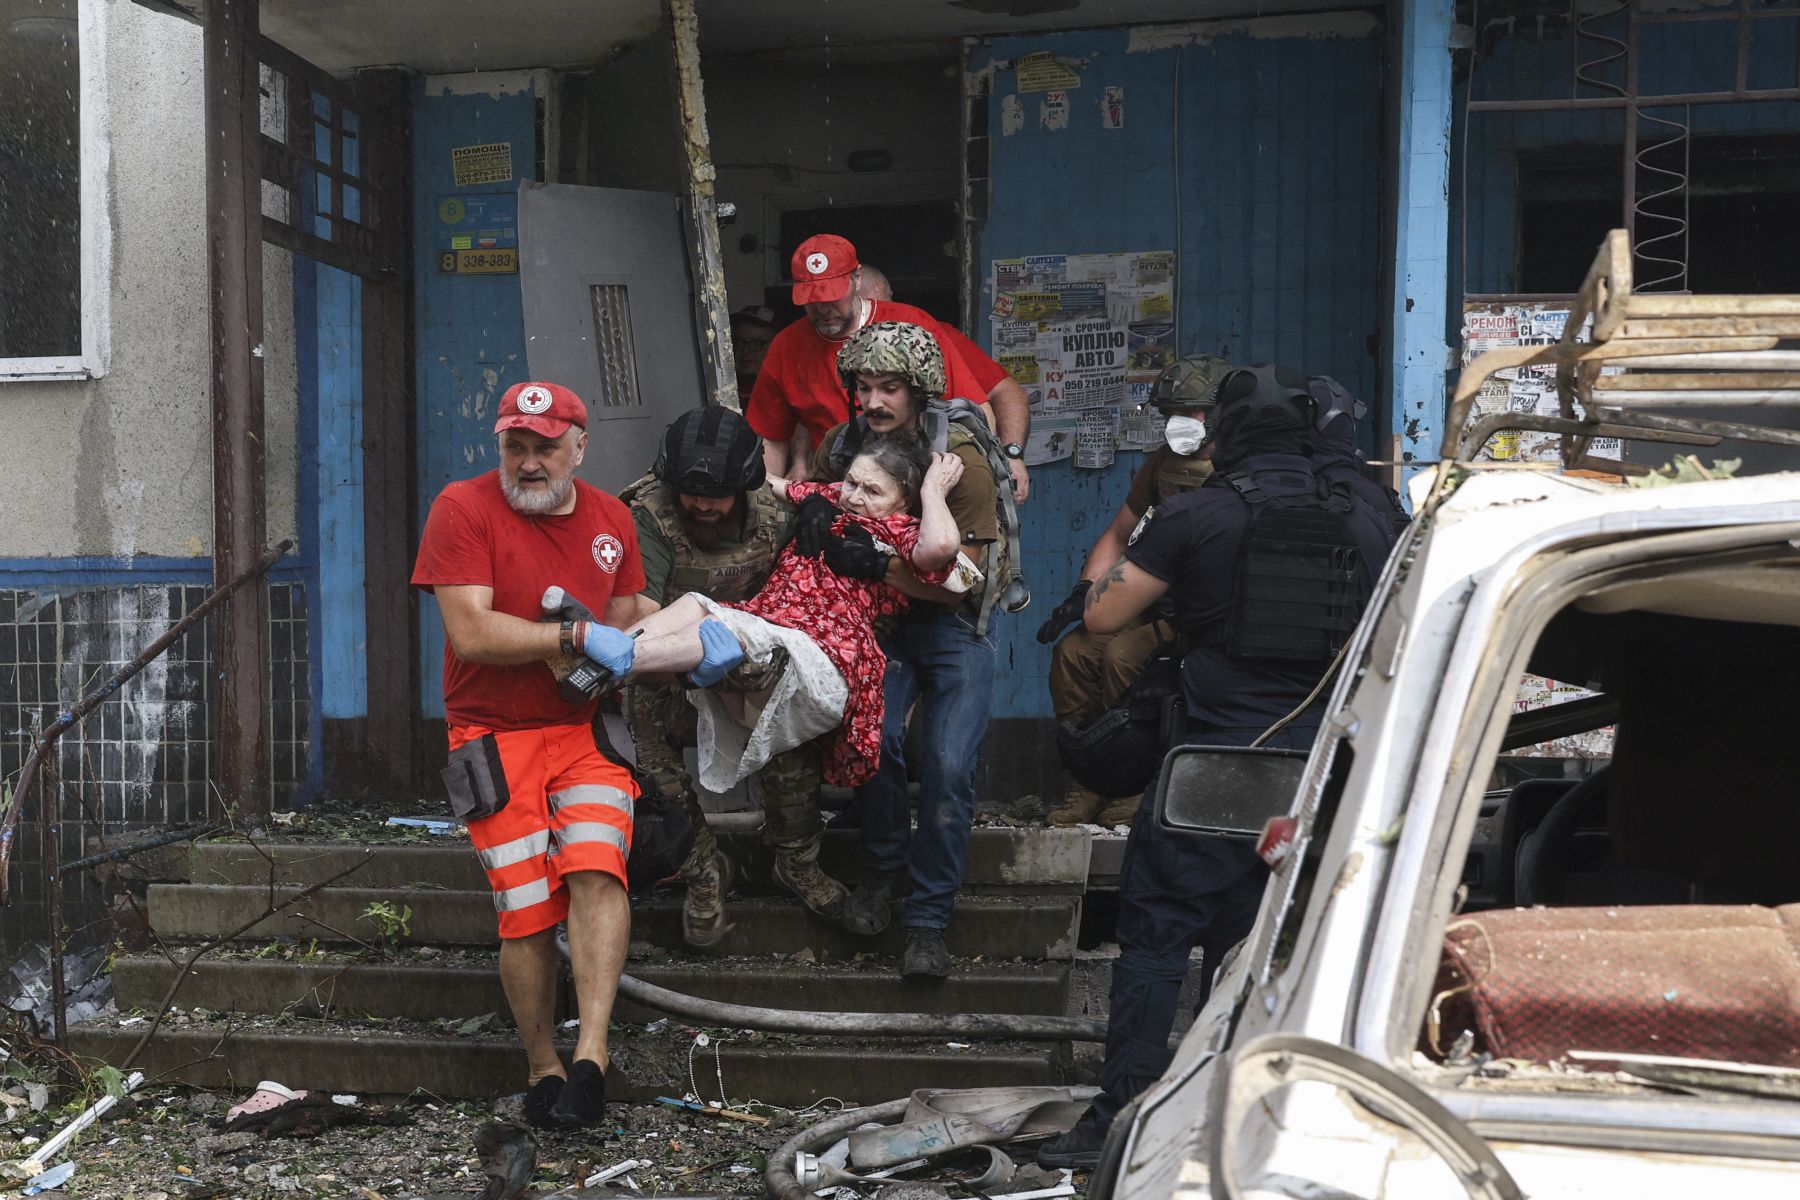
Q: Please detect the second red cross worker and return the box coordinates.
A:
[746,234,1031,498]
[412,379,657,1132]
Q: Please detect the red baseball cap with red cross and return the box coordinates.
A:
[790,234,860,305]
[494,381,588,438]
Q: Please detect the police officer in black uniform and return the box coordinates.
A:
[1036,364,1403,1168]
[1306,374,1411,537]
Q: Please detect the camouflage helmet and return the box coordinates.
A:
[1150,354,1233,415]
[836,321,946,408]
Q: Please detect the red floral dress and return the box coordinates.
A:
[731,482,951,786]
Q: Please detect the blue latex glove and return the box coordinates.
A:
[580,621,636,676]
[687,618,745,688]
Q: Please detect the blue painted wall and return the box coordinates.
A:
[1460,14,1800,294]
[971,25,1386,719]
[410,78,538,718]
[1389,0,1455,474]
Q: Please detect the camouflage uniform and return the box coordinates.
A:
[1049,354,1231,827]
[622,473,845,932]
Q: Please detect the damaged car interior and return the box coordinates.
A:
[1418,539,1800,1128]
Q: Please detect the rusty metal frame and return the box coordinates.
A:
[1463,0,1800,292]
[1466,1,1800,113]
[1439,228,1800,508]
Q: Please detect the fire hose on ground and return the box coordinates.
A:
[615,973,1107,1042]
[607,978,1109,1200]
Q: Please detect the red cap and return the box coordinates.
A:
[494,381,588,438]
[790,234,860,305]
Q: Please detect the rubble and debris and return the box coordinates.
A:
[225,1080,309,1122]
[20,1160,74,1195]
[473,1121,537,1200]
[384,817,460,835]
[582,1156,645,1186]
[8,1069,144,1179]
[220,1094,411,1140]
[658,1096,773,1126]
[4,945,111,1030]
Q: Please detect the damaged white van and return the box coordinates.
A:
[1096,234,1800,1200]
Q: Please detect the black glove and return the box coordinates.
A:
[821,525,892,581]
[1035,580,1092,644]
[794,494,838,558]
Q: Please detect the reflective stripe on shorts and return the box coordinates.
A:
[493,876,554,912]
[554,821,629,854]
[548,784,634,821]
[477,829,551,871]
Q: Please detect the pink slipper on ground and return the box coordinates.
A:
[226,1080,308,1121]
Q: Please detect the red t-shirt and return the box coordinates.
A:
[412,471,647,731]
[745,301,990,444]
[939,325,1009,395]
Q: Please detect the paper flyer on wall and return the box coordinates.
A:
[1075,407,1119,469]
[1459,301,1622,464]
[989,250,1175,464]
[1024,415,1077,465]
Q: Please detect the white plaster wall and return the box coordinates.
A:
[0,0,298,560]
[702,56,961,307]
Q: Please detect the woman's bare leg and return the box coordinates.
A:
[625,594,741,677]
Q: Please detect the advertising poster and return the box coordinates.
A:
[1024,415,1077,466]
[1075,407,1120,469]
[990,250,1175,467]
[1458,301,1622,463]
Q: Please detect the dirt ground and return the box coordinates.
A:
[2,1079,1086,1200]
[2,1084,804,1199]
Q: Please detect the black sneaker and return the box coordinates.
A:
[521,1074,564,1130]
[549,1058,607,1128]
[1036,1110,1109,1169]
[901,927,951,979]
[840,869,903,936]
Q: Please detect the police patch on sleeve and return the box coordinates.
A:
[1128,506,1155,546]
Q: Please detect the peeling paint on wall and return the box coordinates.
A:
[1127,12,1383,53]
[424,70,546,99]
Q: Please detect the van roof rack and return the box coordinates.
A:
[1442,228,1800,481]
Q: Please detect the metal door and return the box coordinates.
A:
[519,182,704,493]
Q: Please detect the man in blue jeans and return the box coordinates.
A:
[796,321,1011,978]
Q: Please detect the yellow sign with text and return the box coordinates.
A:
[437,248,519,275]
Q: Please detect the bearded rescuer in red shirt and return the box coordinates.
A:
[412,381,661,1131]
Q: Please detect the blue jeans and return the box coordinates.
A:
[856,609,998,930]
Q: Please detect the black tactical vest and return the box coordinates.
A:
[1213,469,1367,663]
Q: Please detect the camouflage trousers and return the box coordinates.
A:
[625,682,825,875]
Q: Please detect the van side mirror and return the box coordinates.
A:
[1154,745,1308,837]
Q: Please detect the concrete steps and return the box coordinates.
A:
[111,951,1071,1023]
[67,1015,1066,1106]
[86,826,1096,1104]
[182,826,1093,891]
[145,886,1082,959]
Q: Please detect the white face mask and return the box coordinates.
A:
[1163,415,1206,455]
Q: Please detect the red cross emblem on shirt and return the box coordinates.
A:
[592,534,624,574]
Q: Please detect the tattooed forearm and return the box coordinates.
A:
[1085,560,1128,611]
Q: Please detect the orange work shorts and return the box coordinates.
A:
[449,721,637,939]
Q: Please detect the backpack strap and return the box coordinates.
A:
[934,398,1026,637]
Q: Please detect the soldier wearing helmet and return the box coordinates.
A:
[619,406,848,947]
[1034,354,1233,828]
